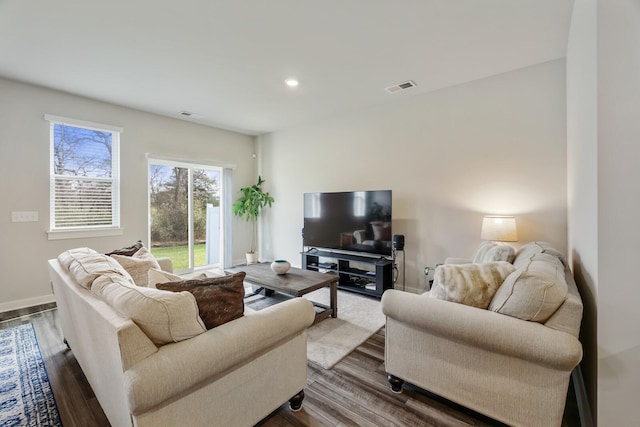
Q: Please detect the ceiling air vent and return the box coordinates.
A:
[178,111,203,119]
[385,80,417,94]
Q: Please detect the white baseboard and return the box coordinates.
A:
[0,294,56,314]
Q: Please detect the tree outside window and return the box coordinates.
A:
[48,116,120,230]
[149,163,221,270]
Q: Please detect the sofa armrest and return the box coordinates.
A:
[381,290,582,371]
[123,297,315,414]
[156,257,173,273]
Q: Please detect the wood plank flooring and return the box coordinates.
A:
[0,308,580,426]
[0,308,110,427]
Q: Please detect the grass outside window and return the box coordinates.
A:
[151,243,206,271]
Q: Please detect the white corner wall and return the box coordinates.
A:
[0,77,255,311]
[258,60,568,292]
[597,0,640,423]
[568,0,640,423]
[566,0,598,421]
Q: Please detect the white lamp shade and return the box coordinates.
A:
[481,216,518,242]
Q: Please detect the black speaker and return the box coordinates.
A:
[393,234,405,251]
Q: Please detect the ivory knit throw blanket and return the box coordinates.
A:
[429,261,515,309]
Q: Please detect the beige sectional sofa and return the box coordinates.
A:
[48,248,315,427]
[381,241,583,427]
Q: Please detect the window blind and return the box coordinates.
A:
[47,115,121,230]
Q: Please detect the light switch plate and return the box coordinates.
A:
[11,211,39,222]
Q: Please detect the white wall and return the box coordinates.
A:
[597,0,640,423]
[566,0,598,420]
[0,77,255,311]
[258,60,568,292]
[568,0,640,423]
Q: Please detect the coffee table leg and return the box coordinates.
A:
[330,281,338,318]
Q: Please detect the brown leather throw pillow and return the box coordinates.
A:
[156,272,246,329]
[105,240,144,257]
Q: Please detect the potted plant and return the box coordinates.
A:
[232,176,274,264]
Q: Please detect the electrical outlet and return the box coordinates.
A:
[11,211,39,222]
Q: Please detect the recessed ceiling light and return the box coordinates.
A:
[285,78,299,88]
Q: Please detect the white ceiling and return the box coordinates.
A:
[0,0,574,136]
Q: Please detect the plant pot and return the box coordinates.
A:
[246,252,259,265]
[270,260,291,275]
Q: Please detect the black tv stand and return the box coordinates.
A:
[301,249,393,299]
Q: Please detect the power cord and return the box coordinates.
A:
[392,248,406,291]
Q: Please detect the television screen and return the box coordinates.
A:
[303,190,392,256]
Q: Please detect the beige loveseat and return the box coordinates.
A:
[48,248,315,427]
[381,242,583,427]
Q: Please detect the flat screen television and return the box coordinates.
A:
[303,190,392,257]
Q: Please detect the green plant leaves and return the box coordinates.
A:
[232,176,274,253]
[232,176,274,222]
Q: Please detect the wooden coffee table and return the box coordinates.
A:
[226,263,338,324]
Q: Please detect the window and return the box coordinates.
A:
[148,158,231,272]
[46,115,122,238]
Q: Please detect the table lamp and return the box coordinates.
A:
[480,216,518,242]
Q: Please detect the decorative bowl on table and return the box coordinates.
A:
[271,260,291,275]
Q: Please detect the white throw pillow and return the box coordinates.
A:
[147,268,213,289]
[512,241,568,269]
[91,274,206,345]
[429,261,515,309]
[147,268,184,289]
[111,247,161,286]
[472,241,515,264]
[57,247,97,269]
[489,253,568,322]
[58,250,133,289]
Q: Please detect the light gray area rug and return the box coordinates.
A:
[303,288,385,370]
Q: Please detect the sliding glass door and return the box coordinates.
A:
[148,160,223,272]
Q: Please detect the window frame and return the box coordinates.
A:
[45,114,123,240]
[147,154,235,270]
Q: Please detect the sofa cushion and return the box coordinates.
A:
[489,252,568,322]
[147,268,184,289]
[105,240,144,257]
[57,247,97,269]
[147,268,211,289]
[112,247,161,286]
[472,241,516,264]
[429,261,515,309]
[513,241,567,269]
[91,274,206,345]
[58,249,133,289]
[156,272,246,329]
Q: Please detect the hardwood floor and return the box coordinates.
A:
[1,308,580,427]
[0,308,110,427]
